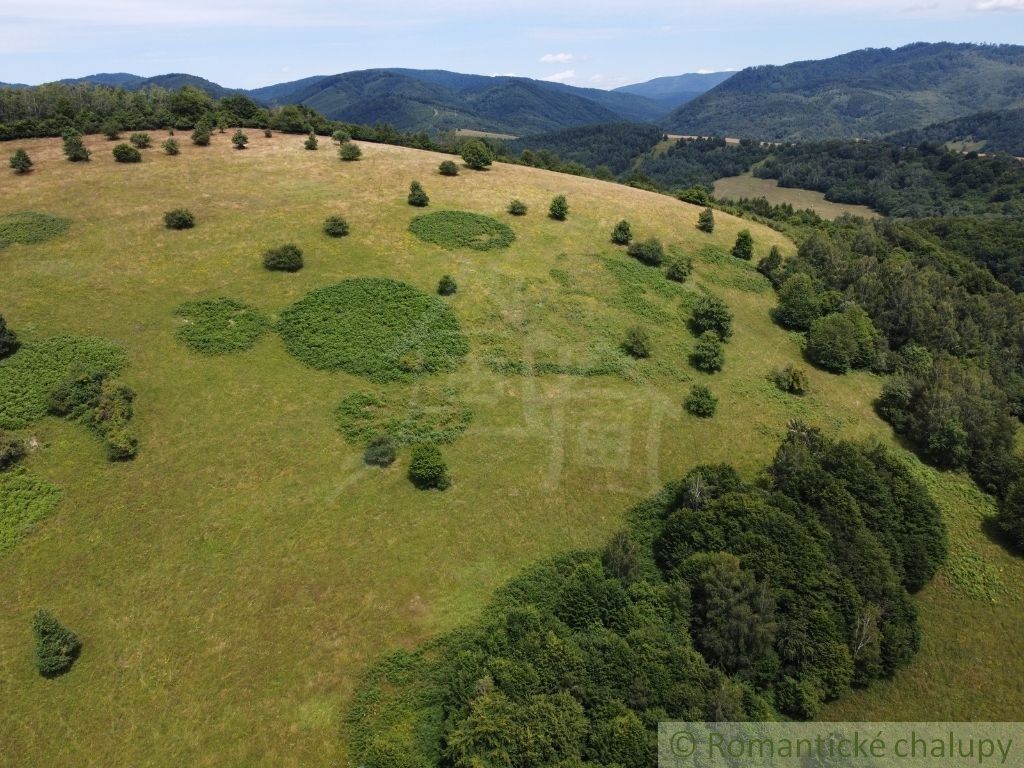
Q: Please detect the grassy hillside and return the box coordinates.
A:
[0,133,1019,766]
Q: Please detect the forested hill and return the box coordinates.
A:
[664,42,1024,140]
[613,71,735,110]
[888,108,1024,157]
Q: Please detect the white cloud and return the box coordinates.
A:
[974,0,1024,9]
[540,52,574,63]
[541,69,576,83]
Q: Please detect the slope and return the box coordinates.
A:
[615,70,735,110]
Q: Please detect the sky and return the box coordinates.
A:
[2,0,1023,89]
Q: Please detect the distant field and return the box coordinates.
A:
[453,128,518,140]
[714,172,878,219]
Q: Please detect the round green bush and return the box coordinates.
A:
[666,256,693,282]
[363,434,397,467]
[323,216,350,237]
[627,238,664,267]
[408,181,429,207]
[691,331,724,373]
[623,326,651,358]
[408,443,450,489]
[112,143,142,163]
[278,278,469,382]
[174,298,271,354]
[549,195,569,221]
[611,220,632,245]
[685,384,718,417]
[162,138,180,155]
[507,199,527,216]
[0,212,70,248]
[163,208,195,230]
[129,132,152,149]
[231,130,249,149]
[263,243,304,272]
[460,139,493,170]
[690,294,733,339]
[439,160,459,176]
[437,275,458,296]
[304,132,319,150]
[409,211,515,251]
[339,142,362,161]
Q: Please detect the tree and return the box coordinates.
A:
[162,138,180,155]
[460,139,493,170]
[112,143,142,163]
[438,275,458,296]
[805,307,879,374]
[666,255,692,282]
[304,132,318,150]
[364,435,397,467]
[439,160,459,176]
[691,331,724,372]
[0,314,19,359]
[690,294,733,339]
[339,142,362,161]
[685,384,718,417]
[409,444,450,489]
[101,120,121,140]
[757,245,783,286]
[231,129,248,150]
[129,132,151,149]
[9,149,32,174]
[623,326,651,358]
[323,216,349,237]
[549,195,569,221]
[163,209,195,230]
[774,273,820,331]
[731,229,754,260]
[263,244,304,272]
[191,125,211,146]
[999,480,1024,549]
[627,237,664,266]
[408,181,429,207]
[332,129,351,143]
[32,609,81,678]
[508,199,528,216]
[697,207,715,233]
[62,130,91,162]
[611,219,633,245]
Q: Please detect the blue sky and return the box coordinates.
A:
[2,0,1022,89]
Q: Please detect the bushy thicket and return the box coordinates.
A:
[460,139,493,170]
[626,238,663,267]
[323,215,350,237]
[610,219,632,245]
[48,370,139,461]
[691,331,724,373]
[129,132,151,148]
[0,430,26,470]
[548,195,568,221]
[408,211,514,251]
[112,143,141,163]
[163,208,195,229]
[438,160,459,176]
[407,181,429,207]
[689,294,732,340]
[363,435,397,468]
[507,199,527,216]
[348,426,946,766]
[437,275,457,296]
[174,298,271,354]
[263,243,303,272]
[32,609,81,678]
[685,384,717,417]
[339,142,362,161]
[622,326,651,358]
[162,138,179,155]
[773,363,809,395]
[408,444,450,489]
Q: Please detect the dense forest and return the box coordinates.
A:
[889,108,1024,157]
[505,123,664,176]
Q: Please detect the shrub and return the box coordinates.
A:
[9,149,32,174]
[627,237,664,267]
[163,208,195,230]
[48,370,104,419]
[304,132,318,150]
[409,211,514,251]
[732,229,754,260]
[773,363,809,394]
[129,132,151,149]
[363,435,397,467]
[548,195,569,221]
[507,199,527,216]
[263,244,304,272]
[690,294,733,339]
[339,142,362,161]
[437,275,458,296]
[0,212,70,249]
[49,372,138,461]
[112,143,142,163]
[439,160,459,176]
[231,130,249,149]
[774,273,820,331]
[460,139,493,170]
[691,331,724,372]
[174,298,271,354]
[697,207,715,233]
[666,255,692,282]
[101,121,121,140]
[264,128,273,138]
[408,444,450,489]
[162,138,180,155]
[0,430,26,470]
[32,609,81,678]
[610,220,633,245]
[323,216,350,237]
[0,314,19,359]
[622,326,651,358]
[191,126,211,146]
[407,181,429,207]
[332,129,351,143]
[62,131,91,162]
[685,384,718,417]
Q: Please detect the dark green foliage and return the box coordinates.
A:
[323,216,350,237]
[438,160,459,176]
[339,142,362,161]
[162,138,180,155]
[174,298,271,354]
[332,129,351,143]
[0,315,19,360]
[773,363,809,395]
[756,245,783,287]
[665,255,692,283]
[231,129,248,149]
[190,125,211,146]
[437,275,457,296]
[731,229,754,260]
[600,531,641,584]
[407,181,429,207]
[507,123,663,176]
[892,106,1024,158]
[112,143,142,163]
[304,132,318,150]
[0,212,70,249]
[507,199,528,216]
[32,609,80,678]
[129,132,151,148]
[611,219,633,245]
[548,195,569,221]
[0,430,26,470]
[163,208,195,230]
[9,149,32,174]
[906,217,1024,294]
[101,120,121,140]
[263,243,304,272]
[805,306,881,374]
[697,207,714,233]
[363,435,397,467]
[690,294,733,339]
[691,331,724,373]
[62,130,90,162]
[773,273,820,331]
[626,237,663,267]
[622,326,651,359]
[48,371,139,461]
[277,278,469,383]
[408,211,514,251]
[999,481,1024,550]
[460,139,493,170]
[47,370,105,419]
[408,444,450,490]
[685,384,718,417]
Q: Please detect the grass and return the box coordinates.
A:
[0,131,1017,767]
[408,210,515,251]
[713,172,879,220]
[335,388,473,446]
[174,297,271,354]
[0,468,63,552]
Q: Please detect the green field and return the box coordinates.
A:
[1,132,1020,766]
[714,172,878,220]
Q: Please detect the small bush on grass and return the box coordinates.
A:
[263,128,273,138]
[548,195,569,221]
[691,331,724,373]
[163,208,195,230]
[437,275,457,296]
[439,160,459,176]
[112,144,142,163]
[627,237,664,267]
[690,294,733,339]
[0,315,19,359]
[174,298,271,354]
[409,211,514,251]
[685,384,718,417]
[408,181,429,207]
[773,363,809,395]
[191,126,211,146]
[666,255,692,282]
[129,132,151,149]
[732,229,754,260]
[363,435,397,467]
[460,139,493,170]
[408,444,450,490]
[32,609,81,678]
[102,121,121,140]
[323,216,350,237]
[62,131,90,162]
[9,149,32,174]
[332,129,351,143]
[304,132,318,150]
[263,244,304,272]
[231,130,249,149]
[623,326,651,358]
[697,207,715,233]
[0,212,71,248]
[507,199,527,216]
[162,138,180,155]
[611,220,633,245]
[339,142,362,161]
[0,431,26,470]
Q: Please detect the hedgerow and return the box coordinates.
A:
[0,336,127,429]
[0,469,63,552]
[277,278,469,382]
[174,298,271,354]
[335,388,473,446]
[408,211,515,251]
[0,212,70,248]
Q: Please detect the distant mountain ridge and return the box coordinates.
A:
[665,42,1024,140]
[614,71,735,109]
